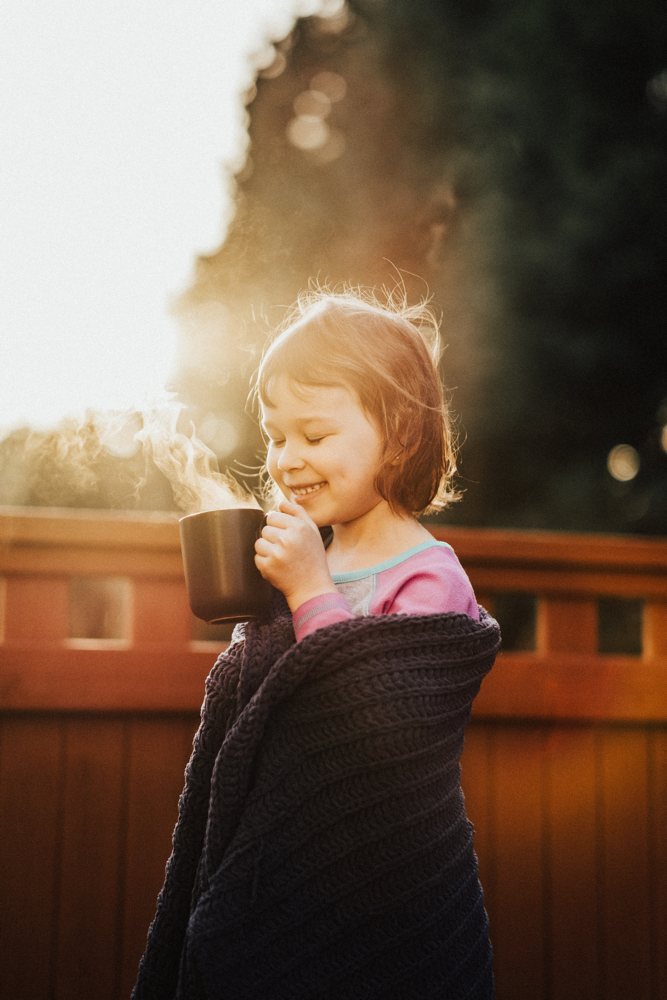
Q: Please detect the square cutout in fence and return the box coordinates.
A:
[69,576,132,642]
[598,597,643,655]
[490,592,537,651]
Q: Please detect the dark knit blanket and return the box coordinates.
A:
[133,600,501,1000]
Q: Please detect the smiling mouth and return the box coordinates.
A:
[290,482,325,500]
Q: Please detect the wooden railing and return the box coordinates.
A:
[1,507,666,1000]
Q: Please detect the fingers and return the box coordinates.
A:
[277,500,320,536]
[260,512,292,549]
[253,546,272,580]
[253,518,293,580]
[254,501,330,600]
[264,508,292,529]
[262,502,313,535]
[255,512,292,554]
[254,534,272,554]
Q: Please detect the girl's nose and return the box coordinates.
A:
[277,442,305,471]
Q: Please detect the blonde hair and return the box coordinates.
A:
[254,287,461,515]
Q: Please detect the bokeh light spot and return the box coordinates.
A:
[198,413,240,457]
[309,127,346,164]
[287,115,330,150]
[647,69,667,111]
[257,49,287,80]
[313,0,350,33]
[309,70,347,103]
[293,88,332,118]
[607,444,640,482]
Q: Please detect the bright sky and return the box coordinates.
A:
[0,0,328,433]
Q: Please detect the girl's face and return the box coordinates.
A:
[261,376,387,529]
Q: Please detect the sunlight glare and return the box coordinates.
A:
[0,0,324,433]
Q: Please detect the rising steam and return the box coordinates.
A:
[130,399,260,513]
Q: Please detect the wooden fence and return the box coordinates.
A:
[0,507,665,1000]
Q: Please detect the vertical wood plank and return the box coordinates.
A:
[649,729,667,1000]
[598,729,652,1000]
[547,726,600,1000]
[0,717,65,1000]
[461,723,495,913]
[643,601,667,659]
[0,575,6,640]
[490,725,548,1000]
[118,716,197,998]
[53,718,127,1000]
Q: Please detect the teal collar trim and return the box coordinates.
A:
[331,539,451,583]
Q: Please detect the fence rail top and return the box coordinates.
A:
[1,505,666,569]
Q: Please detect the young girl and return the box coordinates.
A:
[253,289,480,639]
[133,289,500,1000]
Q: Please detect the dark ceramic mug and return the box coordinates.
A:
[179,507,272,623]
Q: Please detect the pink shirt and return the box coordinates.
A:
[292,538,479,642]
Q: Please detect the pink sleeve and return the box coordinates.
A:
[292,545,478,642]
[373,547,479,621]
[292,592,354,642]
[385,570,479,620]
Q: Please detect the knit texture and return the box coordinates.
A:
[133,597,501,1000]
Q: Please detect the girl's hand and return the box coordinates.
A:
[254,499,337,611]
